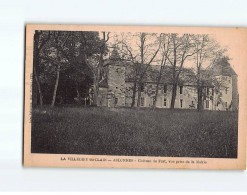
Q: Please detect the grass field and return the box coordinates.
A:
[31,106,238,158]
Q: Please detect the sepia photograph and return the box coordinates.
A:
[3,0,247,192]
[24,24,246,169]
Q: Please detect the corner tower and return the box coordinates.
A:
[106,48,126,107]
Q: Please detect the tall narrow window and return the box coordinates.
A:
[225,102,228,108]
[212,89,214,96]
[141,97,145,106]
[114,97,118,105]
[207,88,210,96]
[153,97,156,105]
[180,86,183,94]
[163,98,167,107]
[164,85,167,93]
[141,84,144,92]
[225,88,228,94]
[206,100,209,108]
[180,99,183,108]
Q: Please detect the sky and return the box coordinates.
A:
[104,31,238,73]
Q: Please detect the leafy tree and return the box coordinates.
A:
[33,31,51,106]
[80,31,110,106]
[33,30,104,106]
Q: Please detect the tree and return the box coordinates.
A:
[164,34,200,109]
[53,32,93,104]
[206,55,231,110]
[80,32,110,106]
[33,31,51,106]
[153,34,171,109]
[193,34,224,111]
[35,31,102,106]
[50,32,71,107]
[117,32,161,108]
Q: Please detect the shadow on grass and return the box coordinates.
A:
[31,106,238,158]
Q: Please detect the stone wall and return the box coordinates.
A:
[97,64,236,111]
[107,64,126,107]
[125,83,199,109]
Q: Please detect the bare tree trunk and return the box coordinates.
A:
[170,82,177,109]
[33,35,43,106]
[153,66,163,109]
[51,64,61,107]
[197,86,203,111]
[196,69,203,111]
[92,75,99,106]
[131,80,137,108]
[75,83,82,104]
[153,83,160,109]
[32,78,38,106]
[33,65,43,106]
[136,82,142,109]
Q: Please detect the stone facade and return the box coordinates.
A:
[97,62,238,111]
[97,63,126,107]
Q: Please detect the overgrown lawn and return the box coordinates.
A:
[31,106,238,158]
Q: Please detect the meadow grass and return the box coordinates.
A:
[31,106,238,158]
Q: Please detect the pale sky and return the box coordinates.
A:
[104,31,239,73]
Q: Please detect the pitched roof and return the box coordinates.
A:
[209,59,237,76]
[125,64,197,86]
[101,59,236,88]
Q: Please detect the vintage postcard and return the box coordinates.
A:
[24,24,246,169]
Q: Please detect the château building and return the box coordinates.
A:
[94,55,238,111]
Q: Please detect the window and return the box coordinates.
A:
[153,97,156,105]
[179,86,183,94]
[164,98,167,107]
[114,97,118,105]
[180,99,183,108]
[206,100,209,108]
[192,101,194,105]
[212,89,214,96]
[225,88,228,94]
[164,85,167,93]
[229,79,231,84]
[222,76,227,81]
[225,102,227,108]
[207,88,210,96]
[141,84,144,92]
[141,97,145,106]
